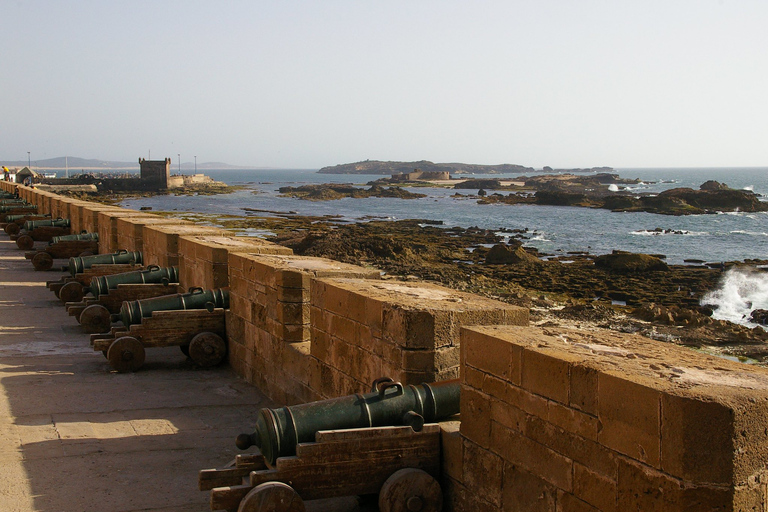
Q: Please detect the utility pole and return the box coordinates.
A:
[178,154,181,174]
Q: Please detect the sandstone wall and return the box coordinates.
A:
[6,180,768,512]
[453,324,768,511]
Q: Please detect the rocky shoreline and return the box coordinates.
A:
[57,185,768,364]
[132,208,768,365]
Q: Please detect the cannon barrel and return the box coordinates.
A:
[22,218,70,231]
[0,200,29,206]
[236,378,460,466]
[89,265,178,297]
[4,213,49,222]
[50,232,99,245]
[0,205,36,213]
[119,287,228,327]
[68,250,142,276]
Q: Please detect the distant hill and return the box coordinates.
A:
[318,160,535,175]
[0,156,247,171]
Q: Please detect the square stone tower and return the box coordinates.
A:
[139,158,170,190]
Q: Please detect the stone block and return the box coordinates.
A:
[460,386,491,448]
[462,327,522,384]
[463,439,503,508]
[502,463,557,512]
[491,422,573,491]
[598,372,661,468]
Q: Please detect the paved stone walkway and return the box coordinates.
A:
[0,236,273,511]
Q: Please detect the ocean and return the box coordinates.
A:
[118,167,768,266]
[117,167,768,327]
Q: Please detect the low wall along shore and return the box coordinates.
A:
[7,181,768,511]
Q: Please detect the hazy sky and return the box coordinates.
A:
[3,1,767,169]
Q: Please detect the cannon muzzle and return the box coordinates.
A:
[68,250,142,276]
[89,265,179,297]
[119,287,229,327]
[237,378,460,465]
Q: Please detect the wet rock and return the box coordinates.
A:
[594,251,669,272]
[749,309,768,325]
[700,180,729,191]
[485,244,540,265]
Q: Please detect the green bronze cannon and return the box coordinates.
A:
[235,378,460,466]
[0,199,29,206]
[50,232,98,245]
[89,265,178,297]
[22,218,70,231]
[68,250,142,276]
[5,213,48,223]
[119,287,229,327]
[0,204,36,212]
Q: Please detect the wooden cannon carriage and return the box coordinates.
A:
[199,424,443,512]
[89,307,227,372]
[47,263,144,302]
[199,379,458,512]
[67,282,183,333]
[25,234,99,271]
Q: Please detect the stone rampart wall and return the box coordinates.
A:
[5,181,768,511]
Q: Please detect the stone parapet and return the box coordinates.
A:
[114,216,192,254]
[226,253,380,405]
[310,278,528,398]
[142,224,229,268]
[456,325,768,512]
[178,235,293,290]
[96,209,145,254]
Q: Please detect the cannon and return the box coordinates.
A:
[24,231,100,271]
[16,218,71,249]
[237,378,459,466]
[89,265,177,297]
[200,378,459,512]
[119,287,228,327]
[50,232,98,244]
[22,217,70,231]
[0,199,30,206]
[90,287,229,371]
[64,266,181,333]
[68,250,142,276]
[3,213,49,234]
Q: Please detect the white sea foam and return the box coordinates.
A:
[608,184,619,192]
[701,268,768,327]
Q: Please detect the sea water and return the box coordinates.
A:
[117,167,768,325]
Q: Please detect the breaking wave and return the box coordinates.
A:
[701,268,768,327]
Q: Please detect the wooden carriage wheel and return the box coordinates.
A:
[5,223,20,235]
[31,252,54,271]
[79,304,112,334]
[107,336,145,373]
[238,482,305,512]
[15,234,34,250]
[188,331,227,367]
[58,281,85,303]
[378,468,443,512]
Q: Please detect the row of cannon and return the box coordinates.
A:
[0,195,459,512]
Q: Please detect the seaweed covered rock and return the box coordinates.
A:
[594,251,669,272]
[485,244,540,265]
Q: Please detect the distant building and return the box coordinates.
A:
[15,167,40,184]
[139,158,171,190]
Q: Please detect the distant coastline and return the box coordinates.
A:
[318,159,613,175]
